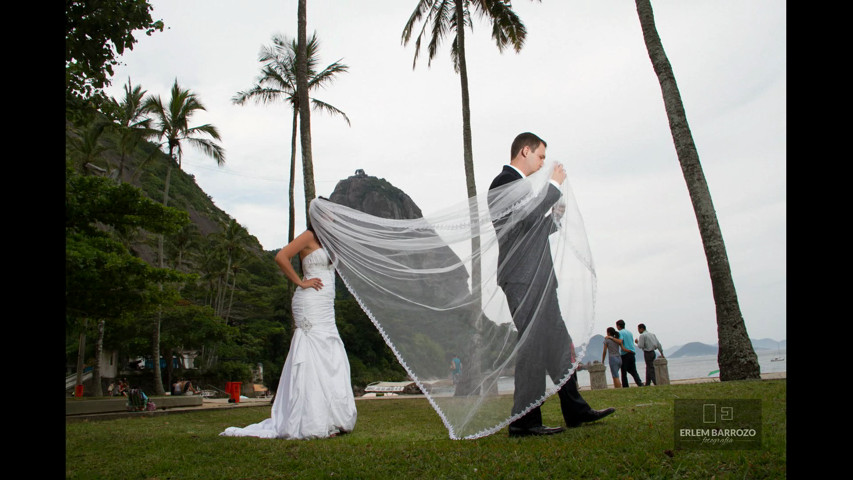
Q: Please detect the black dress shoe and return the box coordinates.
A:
[584,407,616,422]
[567,407,616,428]
[508,425,566,437]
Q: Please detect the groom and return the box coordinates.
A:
[489,132,615,437]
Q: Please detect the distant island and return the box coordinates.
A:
[579,335,785,363]
[667,342,718,358]
[667,338,786,358]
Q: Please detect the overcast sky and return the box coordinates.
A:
[103,0,786,348]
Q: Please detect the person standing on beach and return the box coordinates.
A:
[601,327,623,388]
[636,323,664,386]
[615,319,643,387]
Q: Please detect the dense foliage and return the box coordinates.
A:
[66,0,164,109]
[65,162,191,322]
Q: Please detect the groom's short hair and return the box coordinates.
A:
[511,132,547,159]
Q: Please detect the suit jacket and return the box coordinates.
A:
[488,165,562,289]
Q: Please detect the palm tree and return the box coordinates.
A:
[198,246,227,311]
[402,0,530,394]
[104,78,156,183]
[144,79,226,394]
[233,33,350,244]
[210,219,252,322]
[403,0,528,201]
[632,0,759,380]
[224,249,249,324]
[145,79,226,211]
[66,119,110,172]
[166,223,201,274]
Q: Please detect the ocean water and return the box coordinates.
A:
[574,347,786,388]
[440,348,786,396]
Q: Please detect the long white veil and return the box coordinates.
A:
[310,160,596,439]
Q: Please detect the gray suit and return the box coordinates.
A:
[489,166,593,429]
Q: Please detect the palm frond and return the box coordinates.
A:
[233,85,292,106]
[310,99,351,126]
[402,0,435,44]
[187,123,222,142]
[403,0,530,70]
[403,0,441,69]
[308,60,350,90]
[142,95,167,137]
[426,0,453,68]
[483,0,527,53]
[184,136,226,166]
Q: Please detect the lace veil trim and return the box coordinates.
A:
[310,160,597,439]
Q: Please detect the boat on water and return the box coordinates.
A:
[771,342,785,362]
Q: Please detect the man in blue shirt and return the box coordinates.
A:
[616,319,644,388]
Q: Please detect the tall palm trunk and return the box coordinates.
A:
[455,0,481,304]
[297,0,315,221]
[75,319,88,394]
[453,0,488,396]
[117,151,127,184]
[218,256,233,318]
[92,319,105,396]
[289,108,298,243]
[151,319,165,394]
[288,109,300,294]
[634,0,759,380]
[165,347,176,392]
[226,269,238,324]
[152,148,176,396]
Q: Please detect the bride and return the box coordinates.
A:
[220,225,357,439]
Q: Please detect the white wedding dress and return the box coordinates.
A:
[220,248,357,439]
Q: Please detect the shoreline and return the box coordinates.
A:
[576,370,786,391]
[360,371,786,398]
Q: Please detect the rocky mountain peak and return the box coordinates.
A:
[328,169,423,219]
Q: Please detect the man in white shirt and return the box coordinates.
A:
[636,323,665,386]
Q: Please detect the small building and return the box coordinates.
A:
[364,381,422,395]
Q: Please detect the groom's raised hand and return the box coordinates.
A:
[551,163,566,185]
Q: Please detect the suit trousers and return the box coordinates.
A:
[643,350,657,385]
[501,282,592,429]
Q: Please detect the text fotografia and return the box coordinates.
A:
[680,428,758,445]
[674,399,761,450]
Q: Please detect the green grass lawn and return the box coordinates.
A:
[66,379,785,479]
